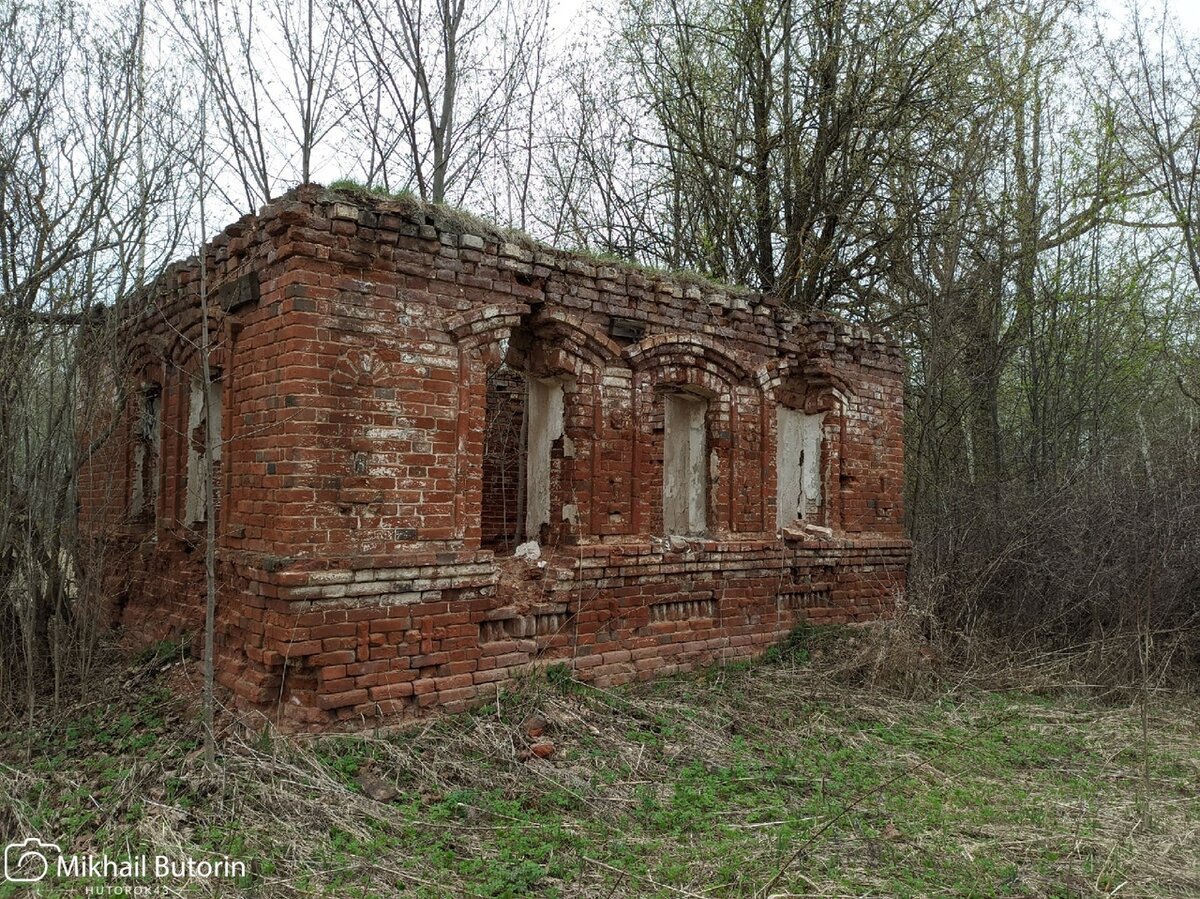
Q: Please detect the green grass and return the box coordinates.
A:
[327,178,416,202]
[1,631,1197,897]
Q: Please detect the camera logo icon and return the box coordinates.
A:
[4,838,60,882]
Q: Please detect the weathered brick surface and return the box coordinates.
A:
[78,185,910,728]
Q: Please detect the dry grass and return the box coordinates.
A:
[1,628,1198,898]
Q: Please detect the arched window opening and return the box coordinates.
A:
[776,398,824,530]
[185,375,222,526]
[523,376,565,543]
[663,391,708,536]
[131,385,161,523]
[481,362,525,550]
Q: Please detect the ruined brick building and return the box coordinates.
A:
[78,185,910,727]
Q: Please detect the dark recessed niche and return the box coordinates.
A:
[610,317,645,344]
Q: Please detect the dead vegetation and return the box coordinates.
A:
[909,457,1200,696]
[2,624,1197,898]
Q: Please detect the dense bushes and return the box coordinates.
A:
[910,440,1200,684]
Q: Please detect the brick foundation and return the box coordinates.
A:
[78,185,910,728]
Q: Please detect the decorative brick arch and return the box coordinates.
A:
[329,346,401,395]
[755,354,851,413]
[127,326,168,383]
[619,333,760,536]
[624,332,751,387]
[446,303,531,351]
[160,303,231,374]
[162,310,199,371]
[528,309,623,371]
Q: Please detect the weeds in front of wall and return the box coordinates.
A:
[4,623,1197,898]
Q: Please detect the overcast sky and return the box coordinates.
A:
[146,0,1200,242]
[1099,0,1200,34]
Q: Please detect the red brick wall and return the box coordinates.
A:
[79,185,910,728]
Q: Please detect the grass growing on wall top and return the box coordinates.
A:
[319,179,760,301]
[326,179,416,202]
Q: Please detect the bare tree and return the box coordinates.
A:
[1106,3,1200,405]
[170,0,348,213]
[270,0,349,185]
[0,0,191,724]
[196,99,219,767]
[533,42,675,258]
[607,0,976,307]
[345,0,547,206]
